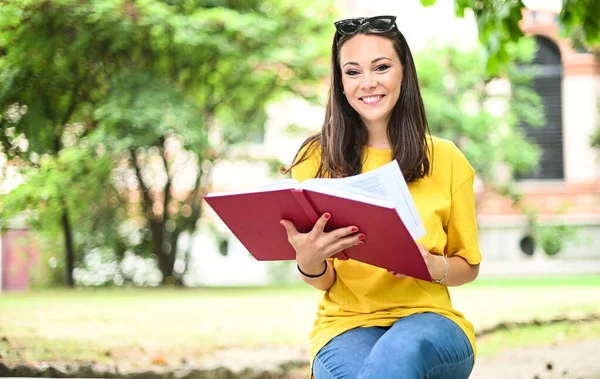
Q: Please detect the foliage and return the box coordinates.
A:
[513,197,583,258]
[420,0,600,75]
[536,223,579,256]
[593,127,600,149]
[521,205,580,257]
[560,0,600,46]
[416,36,544,187]
[0,0,335,286]
[0,127,122,286]
[28,233,68,288]
[592,101,600,150]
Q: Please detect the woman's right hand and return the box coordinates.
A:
[280,212,365,274]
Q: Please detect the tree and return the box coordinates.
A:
[420,0,600,75]
[415,37,544,205]
[0,0,334,286]
[593,107,600,149]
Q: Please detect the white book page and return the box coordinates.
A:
[302,177,387,201]
[301,180,395,209]
[304,161,425,240]
[206,179,300,197]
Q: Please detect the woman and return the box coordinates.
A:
[280,15,482,379]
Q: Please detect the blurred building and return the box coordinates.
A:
[476,9,600,275]
[0,216,40,292]
[191,0,600,285]
[0,162,39,292]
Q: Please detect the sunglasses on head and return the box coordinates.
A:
[334,15,397,36]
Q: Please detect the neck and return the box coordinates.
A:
[364,119,391,150]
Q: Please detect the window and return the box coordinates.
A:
[518,36,564,180]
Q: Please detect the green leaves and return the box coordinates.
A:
[453,0,471,17]
[416,39,543,184]
[560,0,600,45]
[591,123,600,149]
[0,144,115,238]
[420,0,437,7]
[0,0,335,285]
[446,0,600,76]
[471,0,526,76]
[94,72,206,151]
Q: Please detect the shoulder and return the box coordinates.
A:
[291,135,322,182]
[428,135,475,187]
[429,135,458,156]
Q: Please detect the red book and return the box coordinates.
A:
[203,161,431,282]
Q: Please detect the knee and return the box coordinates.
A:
[360,337,433,378]
[392,336,434,371]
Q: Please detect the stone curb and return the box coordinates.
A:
[475,313,600,338]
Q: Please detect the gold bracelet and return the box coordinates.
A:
[432,255,448,284]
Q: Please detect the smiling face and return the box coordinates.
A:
[338,34,403,131]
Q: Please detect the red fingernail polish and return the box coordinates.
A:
[359,234,366,240]
[324,213,330,219]
[358,241,364,245]
[351,227,358,232]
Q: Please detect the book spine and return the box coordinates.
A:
[290,189,319,221]
[290,190,349,260]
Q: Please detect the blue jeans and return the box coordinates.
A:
[313,312,474,379]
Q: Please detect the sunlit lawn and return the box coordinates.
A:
[1,276,600,369]
[476,319,600,357]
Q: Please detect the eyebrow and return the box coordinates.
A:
[342,56,392,68]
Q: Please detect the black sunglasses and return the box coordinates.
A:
[334,15,397,36]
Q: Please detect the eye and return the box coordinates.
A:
[375,64,390,72]
[345,69,360,76]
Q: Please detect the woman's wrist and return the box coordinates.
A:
[297,261,327,278]
[432,255,449,284]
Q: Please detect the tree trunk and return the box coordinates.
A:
[61,205,76,287]
[130,147,177,285]
[150,220,175,284]
[54,134,76,287]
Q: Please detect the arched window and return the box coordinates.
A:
[518,35,564,180]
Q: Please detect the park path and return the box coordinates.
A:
[196,336,600,379]
[469,338,600,379]
[2,334,600,379]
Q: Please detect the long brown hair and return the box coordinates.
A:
[285,19,431,182]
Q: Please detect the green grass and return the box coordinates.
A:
[0,285,321,368]
[477,320,600,356]
[468,275,600,288]
[1,277,599,368]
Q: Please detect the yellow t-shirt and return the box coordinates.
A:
[291,135,482,369]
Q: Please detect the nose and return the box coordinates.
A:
[361,72,377,90]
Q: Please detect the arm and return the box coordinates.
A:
[421,247,479,286]
[414,144,482,286]
[434,145,482,286]
[297,260,336,291]
[280,212,363,291]
[285,141,355,290]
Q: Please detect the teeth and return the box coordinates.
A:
[362,96,382,104]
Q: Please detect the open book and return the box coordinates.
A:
[204,160,431,281]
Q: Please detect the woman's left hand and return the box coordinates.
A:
[388,243,445,279]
